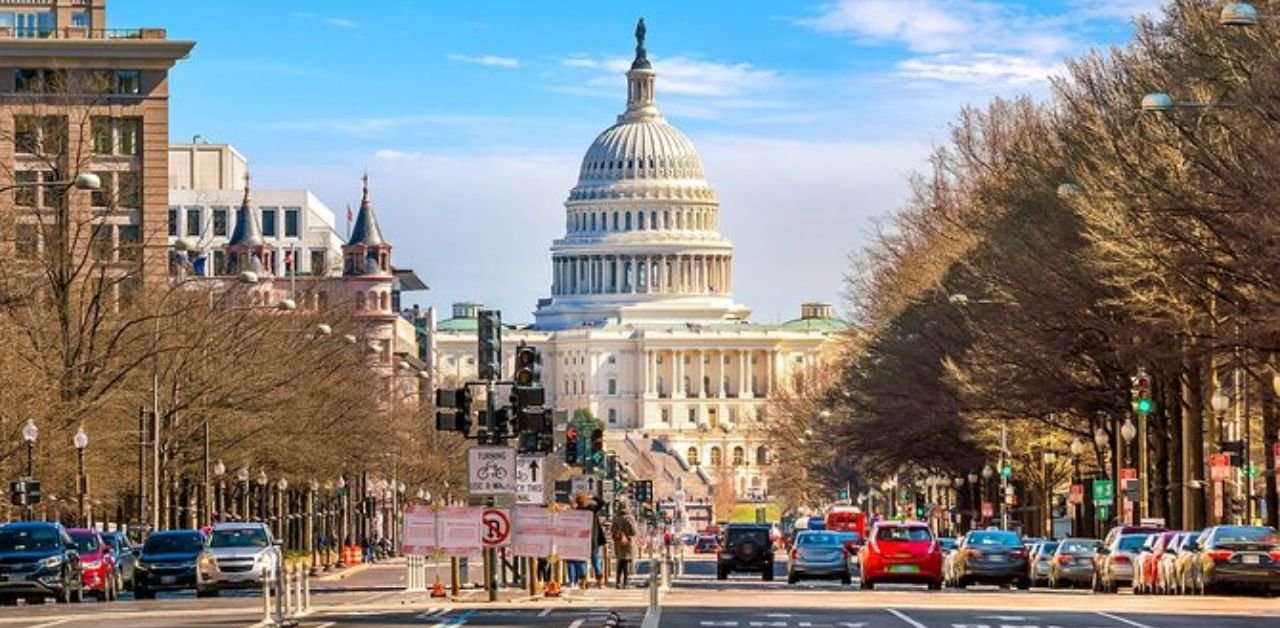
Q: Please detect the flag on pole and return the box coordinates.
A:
[346,203,353,239]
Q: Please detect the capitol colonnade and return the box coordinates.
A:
[551,253,733,296]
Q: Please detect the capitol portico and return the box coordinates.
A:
[427,21,845,508]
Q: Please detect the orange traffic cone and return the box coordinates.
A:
[430,579,447,598]
[544,579,562,597]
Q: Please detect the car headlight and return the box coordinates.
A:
[200,554,216,567]
[38,556,62,569]
[83,560,101,570]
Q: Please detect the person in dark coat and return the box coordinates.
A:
[611,502,638,589]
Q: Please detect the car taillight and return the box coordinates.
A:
[1113,555,1130,564]
[965,549,979,558]
[790,548,798,561]
[1206,549,1234,562]
[1010,549,1025,558]
[1268,551,1280,562]
[1056,555,1070,564]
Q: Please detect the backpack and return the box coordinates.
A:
[612,527,631,550]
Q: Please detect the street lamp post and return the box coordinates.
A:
[21,419,38,520]
[967,472,979,530]
[213,460,226,523]
[277,478,289,550]
[73,427,88,526]
[1121,418,1137,525]
[237,467,250,521]
[256,469,268,524]
[335,475,348,568]
[1069,438,1084,536]
[1211,388,1233,524]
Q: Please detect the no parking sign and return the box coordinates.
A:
[482,508,511,547]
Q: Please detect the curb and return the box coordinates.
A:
[640,606,661,628]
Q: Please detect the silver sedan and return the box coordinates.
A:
[787,531,852,585]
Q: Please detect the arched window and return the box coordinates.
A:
[612,212,619,230]
[664,210,670,230]
[710,447,722,466]
[756,446,769,465]
[702,376,711,396]
[355,292,366,310]
[638,212,645,230]
[625,212,632,230]
[651,211,658,230]
[379,292,389,311]
[732,446,744,466]
[687,447,700,466]
[590,213,597,231]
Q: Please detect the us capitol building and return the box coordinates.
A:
[428,21,845,507]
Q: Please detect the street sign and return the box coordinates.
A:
[1210,453,1230,482]
[481,508,511,547]
[1092,480,1114,504]
[467,446,516,495]
[438,506,483,557]
[570,474,598,498]
[515,454,548,505]
[555,510,593,561]
[1068,483,1084,505]
[512,506,554,557]
[981,502,994,518]
[1119,468,1137,481]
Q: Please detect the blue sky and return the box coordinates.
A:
[114,0,1163,322]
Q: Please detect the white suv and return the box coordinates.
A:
[199,523,280,595]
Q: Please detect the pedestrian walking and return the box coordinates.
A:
[611,501,637,589]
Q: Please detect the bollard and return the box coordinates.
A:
[648,546,658,613]
[303,567,311,613]
[450,556,460,595]
[527,557,537,596]
[274,563,286,625]
[294,564,304,616]
[284,564,295,618]
[262,571,273,624]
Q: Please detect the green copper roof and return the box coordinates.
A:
[437,317,479,332]
[777,317,848,332]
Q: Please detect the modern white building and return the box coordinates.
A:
[428,23,846,506]
[168,143,345,277]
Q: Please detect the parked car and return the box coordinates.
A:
[1133,531,1185,594]
[1173,530,1210,595]
[133,530,211,599]
[1093,533,1147,593]
[787,531,851,585]
[1028,541,1059,587]
[1187,525,1280,595]
[693,535,720,554]
[0,521,85,604]
[716,524,775,581]
[100,531,137,592]
[859,521,942,590]
[949,528,1029,589]
[67,529,117,601]
[199,522,280,595]
[1047,538,1102,589]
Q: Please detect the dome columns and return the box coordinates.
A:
[551,252,732,297]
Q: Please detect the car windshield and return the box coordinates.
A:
[1059,539,1101,554]
[876,527,932,542]
[730,530,769,546]
[209,528,270,549]
[1180,535,1200,550]
[68,532,98,554]
[967,531,1019,547]
[0,527,60,553]
[797,533,840,546]
[1039,542,1059,555]
[143,533,204,555]
[1214,526,1278,545]
[1117,535,1147,551]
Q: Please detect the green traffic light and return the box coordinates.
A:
[1137,399,1153,413]
[1000,466,1011,478]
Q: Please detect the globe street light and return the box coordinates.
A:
[73,427,88,526]
[22,418,38,478]
[256,469,269,523]
[213,460,226,522]
[1094,427,1109,450]
[237,466,250,521]
[1120,418,1137,444]
[982,465,993,480]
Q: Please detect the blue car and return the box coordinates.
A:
[0,521,85,604]
[133,530,211,599]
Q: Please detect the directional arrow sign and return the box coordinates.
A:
[516,454,548,505]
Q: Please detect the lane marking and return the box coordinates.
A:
[538,607,553,617]
[888,609,929,628]
[568,620,586,628]
[26,621,71,628]
[1095,612,1159,628]
[311,623,336,628]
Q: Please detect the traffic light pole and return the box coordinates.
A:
[1000,423,1009,531]
[484,377,499,603]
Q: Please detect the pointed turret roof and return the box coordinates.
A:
[348,172,387,247]
[227,172,264,247]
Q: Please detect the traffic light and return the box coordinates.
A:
[565,427,579,465]
[589,428,605,470]
[477,310,502,380]
[914,493,925,519]
[635,479,653,504]
[9,479,40,506]
[434,387,473,435]
[1133,370,1153,414]
[605,453,618,479]
[514,344,542,387]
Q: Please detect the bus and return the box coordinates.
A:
[825,506,867,543]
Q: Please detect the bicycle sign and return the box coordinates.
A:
[467,446,516,495]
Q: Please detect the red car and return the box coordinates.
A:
[693,535,721,554]
[68,529,118,601]
[858,521,943,590]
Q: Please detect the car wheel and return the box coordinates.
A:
[928,579,941,591]
[135,588,153,600]
[841,573,852,586]
[762,567,774,582]
[0,597,14,606]
[861,578,874,590]
[955,576,968,589]
[787,572,798,585]
[26,596,46,605]
[1016,578,1031,591]
[716,565,728,581]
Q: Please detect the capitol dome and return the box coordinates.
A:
[534,19,748,331]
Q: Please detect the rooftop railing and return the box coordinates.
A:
[0,26,167,40]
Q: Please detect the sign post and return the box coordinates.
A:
[516,455,548,505]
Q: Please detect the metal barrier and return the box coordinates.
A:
[263,563,312,627]
[406,554,428,592]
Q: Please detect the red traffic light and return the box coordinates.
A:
[567,427,578,440]
[1137,377,1150,389]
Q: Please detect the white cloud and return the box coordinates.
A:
[292,12,358,29]
[374,149,424,161]
[897,52,1061,86]
[802,0,977,53]
[1068,0,1166,20]
[447,54,520,69]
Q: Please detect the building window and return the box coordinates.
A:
[118,118,141,155]
[661,408,670,423]
[15,224,38,258]
[13,116,64,155]
[702,376,711,396]
[710,447,722,467]
[284,208,300,237]
[732,447,744,466]
[607,379,617,395]
[625,212,632,230]
[117,172,140,208]
[310,249,326,276]
[185,207,202,237]
[15,68,63,93]
[117,225,140,261]
[91,117,112,154]
[607,354,616,365]
[212,207,229,237]
[212,250,226,275]
[14,116,39,153]
[116,70,142,95]
[260,208,277,237]
[90,226,113,261]
[756,446,769,465]
[607,409,617,424]
[14,171,38,207]
[91,173,112,208]
[688,407,697,423]
[687,447,700,466]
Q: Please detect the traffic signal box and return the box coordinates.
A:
[477,310,502,381]
[588,428,605,472]
[434,387,473,435]
[511,343,551,454]
[565,426,580,465]
[1133,370,1153,415]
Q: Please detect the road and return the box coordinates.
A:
[0,556,1272,627]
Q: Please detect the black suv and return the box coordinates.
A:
[717,523,775,581]
[0,521,85,604]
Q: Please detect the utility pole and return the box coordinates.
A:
[1000,423,1009,531]
[137,406,147,528]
